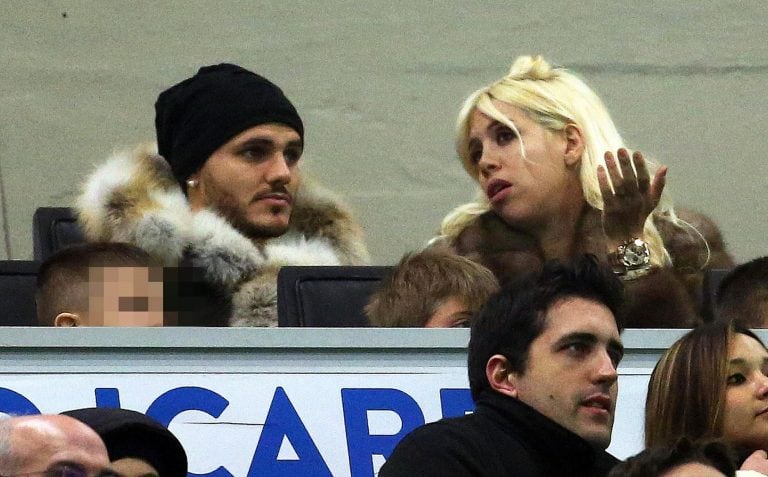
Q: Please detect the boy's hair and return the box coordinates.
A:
[35,242,159,326]
[365,248,499,327]
[608,437,736,477]
[715,257,768,327]
[467,254,624,400]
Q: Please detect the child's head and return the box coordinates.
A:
[36,243,165,327]
[366,248,499,328]
[716,257,768,327]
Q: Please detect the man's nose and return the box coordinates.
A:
[594,350,619,384]
[265,153,292,185]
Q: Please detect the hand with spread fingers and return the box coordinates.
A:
[597,148,667,246]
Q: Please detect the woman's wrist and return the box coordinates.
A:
[607,236,652,281]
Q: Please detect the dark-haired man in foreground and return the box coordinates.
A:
[380,255,624,476]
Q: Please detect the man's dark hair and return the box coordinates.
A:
[467,254,624,400]
[36,242,159,326]
[608,437,736,477]
[715,257,768,327]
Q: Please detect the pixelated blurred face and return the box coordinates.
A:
[722,332,768,451]
[111,457,160,477]
[188,123,302,239]
[87,266,164,326]
[425,296,473,328]
[659,462,726,477]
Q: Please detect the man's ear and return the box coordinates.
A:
[486,354,518,398]
[54,312,81,327]
[562,124,584,168]
[185,171,204,209]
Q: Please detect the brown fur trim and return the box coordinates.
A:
[290,177,369,265]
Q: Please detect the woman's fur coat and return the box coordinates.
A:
[77,143,369,326]
[437,206,733,328]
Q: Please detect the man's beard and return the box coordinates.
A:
[214,202,289,240]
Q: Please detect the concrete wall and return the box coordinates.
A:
[2,1,766,263]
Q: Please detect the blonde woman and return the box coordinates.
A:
[436,55,732,327]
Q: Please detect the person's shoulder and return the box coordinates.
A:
[379,416,491,477]
[592,450,622,477]
[654,207,734,270]
[395,414,485,450]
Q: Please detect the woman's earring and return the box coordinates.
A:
[186,179,198,188]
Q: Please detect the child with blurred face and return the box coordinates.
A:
[37,243,168,327]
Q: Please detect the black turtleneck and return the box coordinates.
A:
[379,391,620,477]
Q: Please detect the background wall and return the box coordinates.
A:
[1,1,765,264]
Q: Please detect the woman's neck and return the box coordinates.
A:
[532,203,591,261]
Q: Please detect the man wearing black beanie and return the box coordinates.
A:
[77,64,369,326]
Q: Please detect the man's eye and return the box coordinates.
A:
[727,373,746,385]
[565,342,589,356]
[242,147,267,160]
[284,148,302,165]
[45,464,88,477]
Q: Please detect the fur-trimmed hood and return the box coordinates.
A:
[77,143,369,326]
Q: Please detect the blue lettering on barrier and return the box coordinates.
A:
[248,387,332,477]
[0,388,39,415]
[146,386,232,477]
[94,388,121,408]
[439,388,474,418]
[0,384,474,477]
[341,388,425,477]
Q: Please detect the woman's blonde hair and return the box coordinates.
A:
[447,55,678,267]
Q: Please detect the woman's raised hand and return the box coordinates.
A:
[597,148,667,245]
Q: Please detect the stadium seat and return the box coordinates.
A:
[33,207,86,261]
[277,266,392,327]
[0,260,40,326]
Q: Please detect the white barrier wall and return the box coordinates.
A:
[0,328,745,477]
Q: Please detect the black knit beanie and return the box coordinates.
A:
[62,408,188,477]
[155,63,304,190]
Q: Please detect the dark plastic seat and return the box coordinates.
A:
[701,268,733,322]
[33,207,86,261]
[0,261,40,326]
[277,266,392,327]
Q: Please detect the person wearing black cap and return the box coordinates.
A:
[77,64,369,326]
[61,408,187,477]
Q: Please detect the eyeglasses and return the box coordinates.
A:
[1,463,123,477]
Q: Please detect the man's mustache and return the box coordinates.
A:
[251,187,292,204]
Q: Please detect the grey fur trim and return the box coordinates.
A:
[229,269,279,327]
[186,210,265,290]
